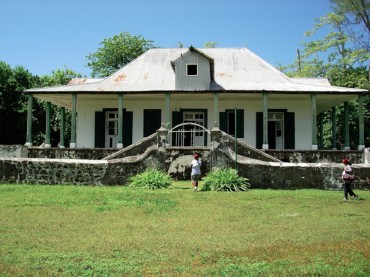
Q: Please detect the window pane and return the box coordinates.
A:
[187,64,198,76]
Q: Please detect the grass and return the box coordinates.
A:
[0,182,369,276]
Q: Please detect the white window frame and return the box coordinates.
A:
[186,63,198,76]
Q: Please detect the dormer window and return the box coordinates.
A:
[186,64,198,76]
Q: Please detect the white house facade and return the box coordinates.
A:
[25,47,368,150]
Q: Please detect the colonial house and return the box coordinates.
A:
[24,46,368,151]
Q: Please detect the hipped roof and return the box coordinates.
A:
[25,47,367,94]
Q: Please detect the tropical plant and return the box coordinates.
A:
[86,31,155,77]
[129,169,172,190]
[201,168,250,192]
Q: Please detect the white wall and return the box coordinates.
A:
[75,95,313,150]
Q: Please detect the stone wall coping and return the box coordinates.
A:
[0,157,108,165]
[107,145,157,164]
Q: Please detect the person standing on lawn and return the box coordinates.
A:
[191,154,201,191]
[342,157,358,201]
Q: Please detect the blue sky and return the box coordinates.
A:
[0,0,332,77]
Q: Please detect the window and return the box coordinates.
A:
[227,111,236,136]
[219,109,244,138]
[186,64,198,76]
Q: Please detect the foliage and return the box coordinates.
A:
[86,32,155,77]
[330,0,370,52]
[278,1,370,147]
[33,67,81,146]
[0,185,369,276]
[201,168,250,192]
[204,41,218,48]
[0,62,81,146]
[129,169,173,190]
[0,62,35,144]
[35,67,82,87]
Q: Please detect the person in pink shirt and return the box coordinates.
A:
[341,157,358,201]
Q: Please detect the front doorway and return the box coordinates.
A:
[183,112,205,146]
[105,111,118,148]
[268,112,284,149]
[95,109,133,148]
[171,109,208,147]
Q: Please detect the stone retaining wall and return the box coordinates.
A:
[28,148,117,160]
[165,147,211,180]
[0,129,369,188]
[266,149,364,163]
[0,158,108,185]
[0,145,28,158]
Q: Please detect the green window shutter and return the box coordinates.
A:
[220,110,244,138]
[284,112,295,149]
[256,112,263,149]
[219,112,227,133]
[172,111,182,128]
[123,110,133,147]
[171,111,182,145]
[236,109,244,138]
[95,111,105,148]
[144,109,161,137]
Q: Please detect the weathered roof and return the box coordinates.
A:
[67,78,104,85]
[26,47,367,94]
[291,77,331,87]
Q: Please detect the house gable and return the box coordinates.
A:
[172,47,213,90]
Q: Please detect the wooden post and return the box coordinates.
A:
[117,94,123,148]
[358,94,365,150]
[45,101,51,148]
[166,93,171,129]
[70,93,77,148]
[331,107,337,150]
[213,92,218,127]
[59,107,65,148]
[311,93,318,150]
[262,92,268,149]
[25,94,33,147]
[344,101,349,150]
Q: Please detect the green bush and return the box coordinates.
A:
[201,168,250,192]
[128,169,173,190]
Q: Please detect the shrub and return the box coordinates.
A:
[201,168,250,192]
[128,169,173,190]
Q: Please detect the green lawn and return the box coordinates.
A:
[0,182,369,276]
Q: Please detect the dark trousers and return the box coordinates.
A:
[343,182,356,199]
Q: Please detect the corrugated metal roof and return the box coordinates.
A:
[67,78,104,85]
[291,77,331,86]
[26,47,367,94]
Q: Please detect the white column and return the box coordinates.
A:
[262,92,269,150]
[311,93,318,150]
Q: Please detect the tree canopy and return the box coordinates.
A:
[0,62,35,144]
[279,0,370,148]
[86,32,155,78]
[0,63,81,145]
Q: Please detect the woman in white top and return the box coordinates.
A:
[191,154,201,191]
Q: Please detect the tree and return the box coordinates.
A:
[330,0,370,52]
[204,41,218,48]
[0,62,35,144]
[0,62,82,146]
[278,0,370,148]
[86,32,155,77]
[33,68,82,146]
